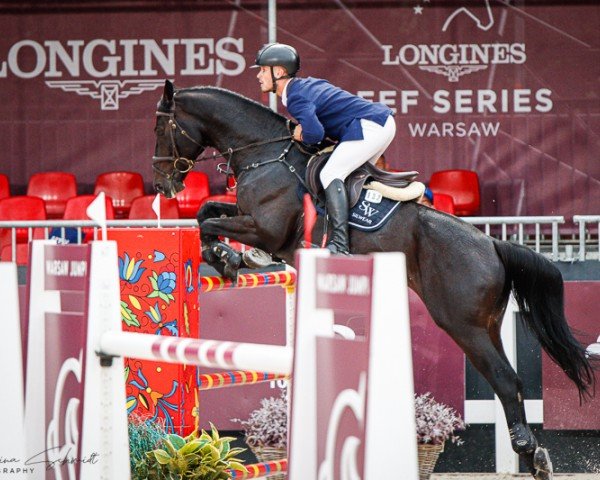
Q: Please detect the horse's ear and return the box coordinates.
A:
[162,79,174,106]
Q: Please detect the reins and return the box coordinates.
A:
[152,109,293,185]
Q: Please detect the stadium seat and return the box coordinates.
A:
[27,171,77,218]
[62,195,115,242]
[175,172,211,218]
[0,243,30,265]
[0,196,47,263]
[432,192,456,215]
[129,195,180,219]
[0,174,9,199]
[94,171,145,218]
[429,169,480,216]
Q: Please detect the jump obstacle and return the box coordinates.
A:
[5,240,418,479]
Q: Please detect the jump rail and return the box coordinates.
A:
[200,271,297,292]
[99,331,293,376]
[229,459,288,479]
[197,370,289,391]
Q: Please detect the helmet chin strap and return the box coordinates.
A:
[269,66,292,94]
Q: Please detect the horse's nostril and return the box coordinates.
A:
[154,183,164,194]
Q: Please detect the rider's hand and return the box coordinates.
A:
[293,124,303,142]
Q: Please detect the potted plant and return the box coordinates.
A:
[415,392,465,480]
[233,389,288,480]
[131,422,247,480]
[128,414,168,475]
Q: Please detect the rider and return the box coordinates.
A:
[253,42,396,255]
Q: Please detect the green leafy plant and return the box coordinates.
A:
[128,414,168,473]
[132,423,247,480]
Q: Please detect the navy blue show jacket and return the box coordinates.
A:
[285,77,393,145]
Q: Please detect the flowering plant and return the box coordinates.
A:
[415,393,465,445]
[233,390,288,449]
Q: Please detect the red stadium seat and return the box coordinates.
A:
[0,174,9,199]
[63,195,115,242]
[0,196,47,262]
[175,172,211,218]
[429,169,480,216]
[129,195,180,219]
[94,171,145,218]
[432,192,456,215]
[0,243,30,265]
[27,171,77,218]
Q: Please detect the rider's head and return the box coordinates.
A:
[253,43,300,95]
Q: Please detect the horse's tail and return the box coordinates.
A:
[494,239,596,401]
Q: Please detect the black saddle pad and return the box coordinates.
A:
[348,188,400,231]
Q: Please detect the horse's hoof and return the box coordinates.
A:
[533,446,553,480]
[243,248,272,268]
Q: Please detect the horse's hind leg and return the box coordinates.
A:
[450,325,551,479]
[486,320,553,479]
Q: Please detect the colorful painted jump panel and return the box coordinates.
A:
[108,228,200,435]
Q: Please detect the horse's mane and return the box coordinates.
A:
[176,86,289,131]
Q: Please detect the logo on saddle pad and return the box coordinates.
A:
[349,189,400,232]
[358,190,383,218]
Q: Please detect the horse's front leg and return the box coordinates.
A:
[197,202,241,276]
[197,202,268,278]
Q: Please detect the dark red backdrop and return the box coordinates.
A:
[0,1,598,218]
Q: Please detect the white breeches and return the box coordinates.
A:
[319,115,396,188]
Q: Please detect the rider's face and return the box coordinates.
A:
[257,66,273,93]
[257,66,287,94]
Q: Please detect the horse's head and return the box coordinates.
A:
[152,80,206,198]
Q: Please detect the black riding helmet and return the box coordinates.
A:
[253,43,300,93]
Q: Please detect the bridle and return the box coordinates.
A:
[152,107,294,183]
[152,110,204,180]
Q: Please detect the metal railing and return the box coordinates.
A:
[0,219,198,261]
[573,215,600,262]
[0,215,597,264]
[462,216,565,261]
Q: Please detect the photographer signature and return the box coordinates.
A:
[25,446,99,470]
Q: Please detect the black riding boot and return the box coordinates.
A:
[325,179,350,255]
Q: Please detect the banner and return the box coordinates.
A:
[0,2,597,217]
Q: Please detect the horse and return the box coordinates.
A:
[152,80,595,479]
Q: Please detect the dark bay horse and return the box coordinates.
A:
[152,80,595,479]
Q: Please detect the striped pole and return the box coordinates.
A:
[99,331,293,375]
[200,271,296,292]
[197,370,289,391]
[229,459,288,479]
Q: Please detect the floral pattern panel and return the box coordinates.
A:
[108,228,200,436]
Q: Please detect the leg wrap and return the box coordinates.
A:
[509,423,538,455]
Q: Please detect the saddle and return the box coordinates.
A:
[305,146,423,208]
